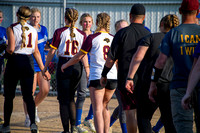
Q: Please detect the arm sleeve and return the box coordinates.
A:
[50,29,60,49]
[80,35,92,54]
[108,32,121,61]
[160,32,171,57]
[139,34,151,47]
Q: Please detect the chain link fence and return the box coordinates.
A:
[0,0,182,93]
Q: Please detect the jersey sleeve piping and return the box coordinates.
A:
[80,49,88,54]
[50,44,57,49]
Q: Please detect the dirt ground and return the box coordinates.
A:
[0,94,165,133]
[0,93,196,133]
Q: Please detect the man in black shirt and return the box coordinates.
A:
[100,4,150,133]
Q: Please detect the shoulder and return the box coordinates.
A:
[0,26,6,32]
[152,32,165,38]
[88,32,101,40]
[75,28,86,36]
[54,27,69,35]
[10,22,20,28]
[40,25,48,31]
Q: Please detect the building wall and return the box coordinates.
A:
[0,0,183,38]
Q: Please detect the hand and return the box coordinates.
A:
[148,82,157,103]
[42,69,51,81]
[42,68,47,77]
[61,64,65,73]
[125,80,134,94]
[100,76,107,87]
[181,93,192,110]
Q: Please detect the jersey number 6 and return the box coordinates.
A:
[65,40,79,56]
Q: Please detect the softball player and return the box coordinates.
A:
[42,8,88,133]
[100,4,150,133]
[76,13,95,133]
[23,8,50,127]
[0,6,50,133]
[61,13,117,133]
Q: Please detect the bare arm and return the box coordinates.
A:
[154,53,168,69]
[182,57,200,109]
[33,36,43,70]
[6,27,15,54]
[100,56,115,87]
[61,51,86,72]
[33,37,51,80]
[125,46,149,93]
[43,48,56,72]
[81,54,90,81]
[104,56,115,68]
[127,46,149,78]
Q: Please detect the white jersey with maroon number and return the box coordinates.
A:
[50,26,86,58]
[80,31,117,81]
[12,22,37,55]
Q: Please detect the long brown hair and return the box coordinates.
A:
[65,8,78,41]
[17,6,31,47]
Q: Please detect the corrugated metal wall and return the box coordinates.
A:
[0,0,183,37]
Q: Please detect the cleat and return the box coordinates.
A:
[83,119,96,133]
[0,125,10,133]
[30,123,39,133]
[24,116,30,127]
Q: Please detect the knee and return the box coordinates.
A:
[40,87,49,96]
[23,95,34,104]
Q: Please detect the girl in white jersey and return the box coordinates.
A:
[0,6,50,133]
[23,8,50,127]
[42,8,88,133]
[61,13,117,133]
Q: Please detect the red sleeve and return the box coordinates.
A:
[80,35,93,54]
[50,29,61,49]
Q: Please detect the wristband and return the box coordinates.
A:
[126,77,134,81]
[101,65,111,77]
[151,66,163,82]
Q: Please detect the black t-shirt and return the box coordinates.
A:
[139,32,173,85]
[108,23,150,89]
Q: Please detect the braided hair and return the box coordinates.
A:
[17,6,31,48]
[65,8,78,41]
[95,13,110,33]
[161,14,180,31]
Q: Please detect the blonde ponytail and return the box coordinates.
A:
[95,13,110,33]
[65,8,78,42]
[17,6,31,48]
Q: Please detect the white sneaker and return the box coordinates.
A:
[109,127,112,133]
[24,116,30,127]
[35,107,40,123]
[83,119,96,133]
[75,125,88,133]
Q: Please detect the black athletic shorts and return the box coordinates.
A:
[89,79,117,90]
